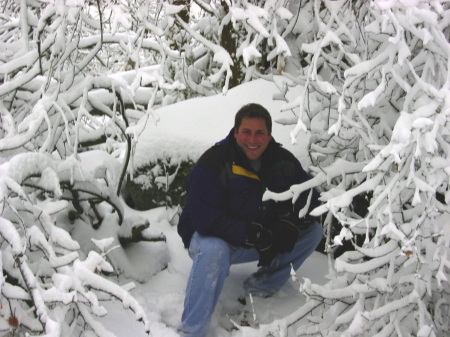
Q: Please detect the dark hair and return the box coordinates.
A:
[234,103,272,133]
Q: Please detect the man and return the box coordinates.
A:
[177,103,323,336]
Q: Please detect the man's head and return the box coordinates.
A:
[234,103,272,133]
[234,103,272,161]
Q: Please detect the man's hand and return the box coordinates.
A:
[244,222,272,250]
[244,222,278,267]
[272,217,302,254]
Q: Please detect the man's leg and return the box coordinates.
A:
[178,232,259,336]
[244,221,323,296]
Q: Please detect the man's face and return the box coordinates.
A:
[234,117,272,161]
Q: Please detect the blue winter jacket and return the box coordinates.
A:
[177,129,320,249]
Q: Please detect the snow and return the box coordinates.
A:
[0,218,23,255]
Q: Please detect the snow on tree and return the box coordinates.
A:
[258,0,450,336]
[151,0,295,95]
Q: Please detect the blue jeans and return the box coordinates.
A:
[177,222,323,337]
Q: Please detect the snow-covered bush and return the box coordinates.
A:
[261,0,450,336]
[125,159,194,210]
[153,0,295,94]
[0,1,160,335]
[0,152,152,335]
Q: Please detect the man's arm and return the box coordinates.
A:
[267,158,321,254]
[185,164,248,246]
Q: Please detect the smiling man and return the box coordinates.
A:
[177,103,323,337]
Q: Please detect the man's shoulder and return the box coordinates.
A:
[269,142,299,164]
[197,143,232,172]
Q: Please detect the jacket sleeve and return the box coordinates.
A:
[185,163,248,246]
[271,157,320,227]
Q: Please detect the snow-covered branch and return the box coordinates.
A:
[258,1,450,336]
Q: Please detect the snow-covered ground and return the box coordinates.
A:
[98,78,330,336]
[101,206,328,337]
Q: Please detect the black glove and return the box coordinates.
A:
[244,222,278,267]
[244,222,272,250]
[272,217,302,254]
